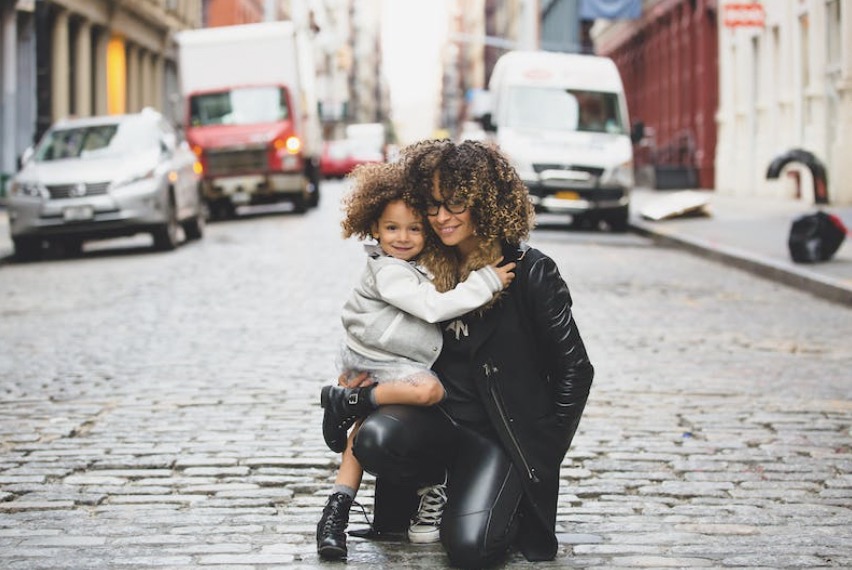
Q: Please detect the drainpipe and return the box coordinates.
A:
[2,3,17,199]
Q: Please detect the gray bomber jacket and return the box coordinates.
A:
[342,245,503,366]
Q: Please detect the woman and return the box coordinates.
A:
[315,161,514,560]
[350,139,594,568]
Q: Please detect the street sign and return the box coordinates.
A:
[723,3,766,28]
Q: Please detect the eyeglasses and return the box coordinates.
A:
[426,197,468,216]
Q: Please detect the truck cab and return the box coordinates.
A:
[175,22,321,218]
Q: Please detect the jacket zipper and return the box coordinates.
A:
[483,362,539,483]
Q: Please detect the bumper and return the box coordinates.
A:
[202,173,306,205]
[8,183,169,241]
[525,182,630,215]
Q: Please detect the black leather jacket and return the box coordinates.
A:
[366,243,594,561]
[465,242,594,560]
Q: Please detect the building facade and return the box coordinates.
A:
[0,0,200,195]
[346,0,387,125]
[594,0,719,190]
[0,0,392,197]
[715,0,851,205]
[204,0,264,27]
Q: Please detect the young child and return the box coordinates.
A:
[316,162,515,560]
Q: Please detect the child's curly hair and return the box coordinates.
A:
[340,161,419,240]
[399,139,534,242]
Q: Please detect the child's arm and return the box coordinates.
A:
[375,259,516,323]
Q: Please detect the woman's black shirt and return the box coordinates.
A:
[434,314,492,434]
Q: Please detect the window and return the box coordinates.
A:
[189,87,290,126]
[504,86,625,134]
[799,13,810,90]
[826,0,841,70]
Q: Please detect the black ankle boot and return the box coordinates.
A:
[320,385,377,453]
[317,492,354,560]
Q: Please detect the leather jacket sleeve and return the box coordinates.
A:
[523,253,594,425]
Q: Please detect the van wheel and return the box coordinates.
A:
[607,207,630,232]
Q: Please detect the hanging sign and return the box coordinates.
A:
[723,3,766,28]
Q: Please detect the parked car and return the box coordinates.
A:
[319,140,353,179]
[320,138,384,179]
[7,108,205,260]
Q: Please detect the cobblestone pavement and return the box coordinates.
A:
[1,181,850,569]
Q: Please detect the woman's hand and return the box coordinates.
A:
[491,257,516,289]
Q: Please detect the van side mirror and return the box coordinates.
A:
[630,121,645,144]
[480,112,496,133]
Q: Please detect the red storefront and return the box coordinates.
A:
[596,0,719,189]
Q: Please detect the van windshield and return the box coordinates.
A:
[189,86,290,126]
[505,87,625,134]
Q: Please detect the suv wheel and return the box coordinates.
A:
[152,198,180,251]
[182,206,205,241]
[13,237,42,262]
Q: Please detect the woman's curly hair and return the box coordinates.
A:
[399,139,534,243]
[340,161,422,240]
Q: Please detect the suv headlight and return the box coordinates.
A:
[9,180,48,199]
[110,168,155,191]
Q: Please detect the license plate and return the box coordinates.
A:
[63,205,94,221]
[554,191,580,200]
[231,191,250,205]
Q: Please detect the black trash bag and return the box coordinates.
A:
[787,211,848,263]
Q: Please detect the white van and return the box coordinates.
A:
[481,50,638,231]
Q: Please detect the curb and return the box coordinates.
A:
[630,219,852,307]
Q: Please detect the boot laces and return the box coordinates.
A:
[412,483,447,526]
[321,494,351,535]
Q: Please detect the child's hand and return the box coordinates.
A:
[491,258,516,289]
[339,371,373,388]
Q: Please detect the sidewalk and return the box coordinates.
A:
[2,189,851,305]
[629,187,852,306]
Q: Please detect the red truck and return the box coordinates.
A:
[175,21,322,218]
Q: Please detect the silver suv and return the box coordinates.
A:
[7,108,205,260]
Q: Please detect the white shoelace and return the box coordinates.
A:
[412,484,447,525]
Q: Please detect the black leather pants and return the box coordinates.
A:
[353,405,524,569]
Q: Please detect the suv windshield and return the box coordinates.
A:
[189,86,290,126]
[505,86,626,134]
[34,116,160,162]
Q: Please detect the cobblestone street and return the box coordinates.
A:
[1,181,850,569]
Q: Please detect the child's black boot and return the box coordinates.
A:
[316,492,354,560]
[320,384,377,453]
